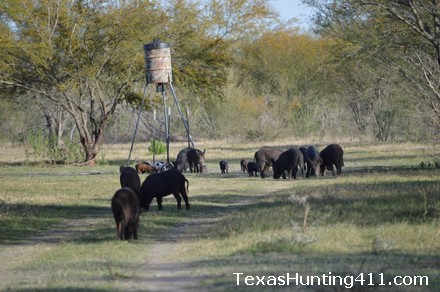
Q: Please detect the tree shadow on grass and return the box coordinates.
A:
[342,165,438,176]
[271,179,440,225]
[0,203,112,245]
[184,179,440,243]
[0,191,266,246]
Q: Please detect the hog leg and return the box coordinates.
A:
[172,192,182,210]
[157,196,163,210]
[120,221,126,240]
[329,164,336,177]
[116,221,122,240]
[180,188,190,210]
[133,224,138,240]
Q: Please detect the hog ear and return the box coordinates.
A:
[270,158,275,164]
[203,149,206,155]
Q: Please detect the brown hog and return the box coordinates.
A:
[240,159,248,173]
[254,147,284,178]
[135,162,155,174]
[111,188,141,240]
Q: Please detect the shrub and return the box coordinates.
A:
[24,130,83,164]
[149,139,166,155]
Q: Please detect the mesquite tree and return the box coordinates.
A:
[0,0,276,163]
[0,0,164,164]
[305,0,440,126]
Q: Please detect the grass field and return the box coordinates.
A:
[0,140,439,291]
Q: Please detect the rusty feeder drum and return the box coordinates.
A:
[143,40,172,86]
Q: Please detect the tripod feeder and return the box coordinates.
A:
[127,39,193,166]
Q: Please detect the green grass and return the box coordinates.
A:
[0,141,439,291]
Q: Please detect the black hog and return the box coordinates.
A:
[219,160,228,174]
[240,159,248,173]
[139,170,190,211]
[271,148,304,179]
[254,147,284,178]
[120,166,141,194]
[247,161,260,177]
[174,148,191,172]
[111,188,141,240]
[187,148,207,173]
[305,146,321,178]
[299,146,308,174]
[319,144,344,177]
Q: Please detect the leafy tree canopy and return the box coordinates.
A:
[0,0,277,163]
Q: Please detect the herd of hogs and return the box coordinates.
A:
[111,143,344,240]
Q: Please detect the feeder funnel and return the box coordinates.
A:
[143,40,172,85]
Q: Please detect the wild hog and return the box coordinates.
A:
[319,144,344,177]
[174,148,191,172]
[254,147,284,178]
[153,161,170,172]
[187,148,207,173]
[139,170,190,211]
[271,148,304,179]
[111,188,141,240]
[305,146,321,178]
[240,159,248,173]
[120,166,141,194]
[135,162,155,174]
[247,161,260,177]
[219,160,228,174]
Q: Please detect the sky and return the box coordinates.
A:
[270,0,315,30]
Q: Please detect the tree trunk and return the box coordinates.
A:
[84,145,98,166]
[79,120,106,166]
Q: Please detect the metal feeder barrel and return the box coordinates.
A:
[144,40,172,84]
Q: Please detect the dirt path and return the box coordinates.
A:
[0,193,269,291]
[129,217,218,291]
[127,193,269,291]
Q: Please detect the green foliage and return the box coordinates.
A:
[0,98,26,142]
[1,0,269,161]
[24,130,83,164]
[145,0,277,118]
[1,0,439,146]
[304,0,440,130]
[234,30,340,138]
[149,139,166,155]
[237,30,324,96]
